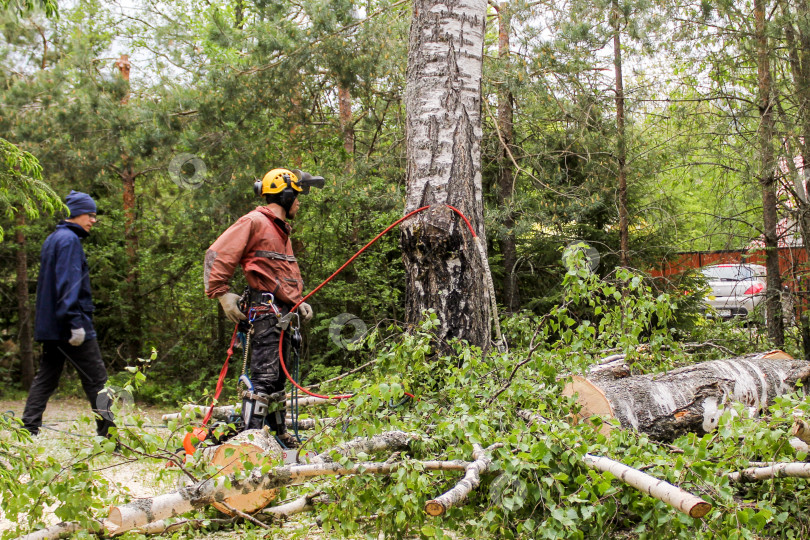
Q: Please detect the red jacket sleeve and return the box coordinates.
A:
[204,215,254,298]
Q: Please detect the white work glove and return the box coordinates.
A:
[298,302,313,324]
[218,292,247,323]
[68,327,86,346]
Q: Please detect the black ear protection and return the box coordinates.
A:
[253,179,263,196]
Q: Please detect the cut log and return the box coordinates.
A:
[563,350,810,441]
[583,454,711,518]
[196,428,282,516]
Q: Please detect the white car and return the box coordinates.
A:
[700,263,767,320]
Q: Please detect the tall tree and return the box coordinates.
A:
[613,0,629,267]
[755,0,785,344]
[494,1,520,312]
[401,0,492,349]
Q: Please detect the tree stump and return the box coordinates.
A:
[563,350,810,441]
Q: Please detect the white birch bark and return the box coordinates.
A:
[425,443,491,516]
[402,0,492,348]
[583,454,712,518]
[564,351,810,441]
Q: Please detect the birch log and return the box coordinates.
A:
[425,444,493,516]
[563,350,810,441]
[583,454,711,518]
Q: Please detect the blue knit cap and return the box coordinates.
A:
[65,190,97,218]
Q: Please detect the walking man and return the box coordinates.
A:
[204,169,322,447]
[22,190,114,438]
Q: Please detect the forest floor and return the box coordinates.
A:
[0,396,334,539]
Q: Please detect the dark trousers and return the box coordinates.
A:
[247,311,292,432]
[22,339,115,437]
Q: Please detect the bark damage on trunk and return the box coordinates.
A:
[402,0,491,349]
[563,350,810,442]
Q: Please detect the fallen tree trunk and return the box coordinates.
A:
[563,350,810,441]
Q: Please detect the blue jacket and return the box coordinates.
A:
[34,221,97,342]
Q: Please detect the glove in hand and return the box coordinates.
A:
[69,327,86,346]
[299,302,313,324]
[218,292,247,323]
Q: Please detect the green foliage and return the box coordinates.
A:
[0,137,64,241]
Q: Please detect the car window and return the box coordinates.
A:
[701,266,756,281]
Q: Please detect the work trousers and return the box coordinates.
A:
[247,308,292,432]
[22,339,115,437]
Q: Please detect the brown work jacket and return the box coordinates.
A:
[204,205,303,305]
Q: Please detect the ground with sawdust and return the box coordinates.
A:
[0,396,334,539]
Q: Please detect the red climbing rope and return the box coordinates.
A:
[279,204,478,401]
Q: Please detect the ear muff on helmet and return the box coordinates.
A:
[255,168,302,197]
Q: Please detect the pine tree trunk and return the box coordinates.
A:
[401,0,491,349]
[338,84,355,155]
[756,0,784,345]
[122,166,142,360]
[613,0,629,267]
[15,212,34,389]
[496,2,520,313]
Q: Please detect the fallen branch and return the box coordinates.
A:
[791,417,810,444]
[728,462,810,482]
[517,410,711,518]
[425,443,501,516]
[261,490,326,518]
[107,457,470,534]
[312,430,418,463]
[17,520,103,540]
[583,454,711,518]
[162,401,327,423]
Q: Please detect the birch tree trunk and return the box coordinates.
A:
[402,0,491,349]
[563,351,810,441]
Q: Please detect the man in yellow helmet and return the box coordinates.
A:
[204,168,322,446]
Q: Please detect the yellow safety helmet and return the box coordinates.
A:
[254,168,302,196]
